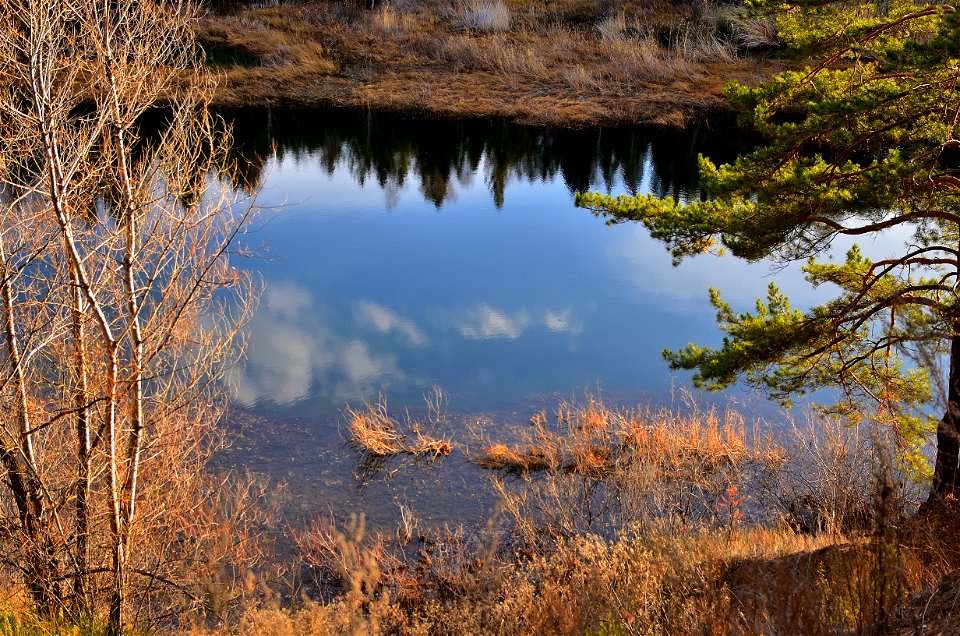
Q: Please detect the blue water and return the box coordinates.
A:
[215,108,877,526]
[222,109,834,419]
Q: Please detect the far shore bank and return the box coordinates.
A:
[201,1,798,128]
[207,66,758,128]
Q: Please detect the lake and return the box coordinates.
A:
[215,107,838,527]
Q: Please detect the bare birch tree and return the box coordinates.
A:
[0,0,258,631]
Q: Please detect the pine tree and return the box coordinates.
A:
[578,0,960,496]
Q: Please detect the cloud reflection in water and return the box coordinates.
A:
[230,281,404,407]
[230,280,588,407]
[355,300,428,346]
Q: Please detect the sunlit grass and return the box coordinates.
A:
[200,0,785,126]
[346,395,452,458]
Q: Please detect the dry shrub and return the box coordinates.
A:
[596,12,627,43]
[289,514,504,635]
[180,475,277,622]
[891,554,960,634]
[720,496,954,635]
[756,413,918,535]
[295,514,389,601]
[731,14,781,50]
[346,394,452,459]
[455,0,512,32]
[476,397,783,547]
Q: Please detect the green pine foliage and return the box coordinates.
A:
[577,0,960,483]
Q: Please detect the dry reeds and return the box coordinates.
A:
[346,395,453,459]
[201,0,781,126]
[473,442,558,473]
[195,391,960,636]
[469,395,922,557]
[474,397,779,479]
[346,399,406,457]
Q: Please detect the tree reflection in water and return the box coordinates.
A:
[216,107,752,208]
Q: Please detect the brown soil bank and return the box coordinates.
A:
[201,0,795,127]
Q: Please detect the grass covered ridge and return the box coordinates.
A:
[200,0,793,127]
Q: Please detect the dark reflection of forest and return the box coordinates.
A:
[216,107,753,207]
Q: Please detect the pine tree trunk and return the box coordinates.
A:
[931,335,960,498]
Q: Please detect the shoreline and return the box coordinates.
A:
[207,66,753,128]
[201,2,796,129]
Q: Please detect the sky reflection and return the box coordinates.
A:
[221,108,875,416]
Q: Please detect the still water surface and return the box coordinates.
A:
[216,108,832,526]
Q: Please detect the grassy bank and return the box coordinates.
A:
[3,398,960,633]
[209,399,960,634]
[200,0,795,127]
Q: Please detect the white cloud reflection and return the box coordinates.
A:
[230,282,589,407]
[230,282,404,407]
[264,280,313,318]
[355,300,427,346]
[457,304,583,339]
[459,305,530,340]
[544,309,583,335]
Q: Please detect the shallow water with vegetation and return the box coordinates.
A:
[216,107,825,527]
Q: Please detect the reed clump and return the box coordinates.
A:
[346,395,453,459]
[473,397,781,483]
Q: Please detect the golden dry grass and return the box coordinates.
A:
[346,396,452,458]
[231,516,960,636]
[345,400,406,457]
[473,441,559,473]
[473,397,782,479]
[129,396,960,634]
[200,1,796,126]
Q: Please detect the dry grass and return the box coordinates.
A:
[345,399,406,457]
[114,394,960,635]
[455,0,512,32]
[471,397,927,548]
[474,397,772,475]
[471,397,788,546]
[346,394,452,459]
[200,0,796,126]
[236,514,960,635]
[0,392,951,635]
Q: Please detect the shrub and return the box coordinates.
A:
[456,0,511,32]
